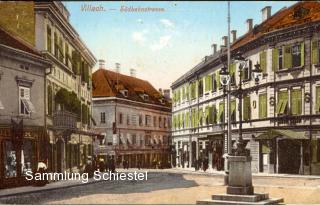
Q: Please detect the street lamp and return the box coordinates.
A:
[220,56,262,157]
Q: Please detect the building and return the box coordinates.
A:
[0,27,51,188]
[171,1,320,175]
[92,64,172,168]
[0,1,97,174]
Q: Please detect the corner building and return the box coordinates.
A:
[171,2,320,175]
[92,68,172,168]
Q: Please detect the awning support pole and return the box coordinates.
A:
[276,137,279,174]
[299,140,304,175]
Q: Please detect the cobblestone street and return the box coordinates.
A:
[1,169,320,204]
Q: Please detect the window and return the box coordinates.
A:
[119,113,123,124]
[4,141,17,178]
[278,48,283,70]
[159,116,162,128]
[54,32,58,57]
[216,70,221,90]
[316,87,320,113]
[153,116,157,127]
[212,74,217,91]
[145,115,151,127]
[127,114,130,125]
[100,112,105,123]
[230,100,236,122]
[198,79,203,97]
[218,102,224,123]
[292,45,301,68]
[132,134,136,145]
[276,90,289,115]
[204,75,213,93]
[243,96,251,121]
[47,26,52,53]
[65,43,69,67]
[21,140,33,176]
[243,60,252,80]
[19,86,35,115]
[260,51,267,73]
[291,89,302,115]
[164,117,167,128]
[139,114,143,126]
[312,40,319,65]
[259,94,267,119]
[229,64,236,84]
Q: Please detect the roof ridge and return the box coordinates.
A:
[0,26,40,55]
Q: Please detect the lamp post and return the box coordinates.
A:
[219,53,262,195]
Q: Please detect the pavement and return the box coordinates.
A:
[0,168,320,204]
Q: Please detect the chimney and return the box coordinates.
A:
[163,89,171,99]
[130,68,136,77]
[261,6,271,22]
[98,59,105,69]
[115,63,120,73]
[211,43,217,54]
[159,88,163,95]
[246,19,253,32]
[231,30,237,43]
[222,36,228,47]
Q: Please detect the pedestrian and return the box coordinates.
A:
[111,156,116,173]
[84,160,94,178]
[123,160,127,169]
[99,159,105,172]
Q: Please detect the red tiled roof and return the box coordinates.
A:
[92,69,171,107]
[231,1,320,51]
[0,26,41,56]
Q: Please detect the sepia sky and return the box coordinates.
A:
[63,1,296,90]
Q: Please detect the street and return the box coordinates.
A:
[0,169,320,204]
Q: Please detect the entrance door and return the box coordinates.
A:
[278,139,300,174]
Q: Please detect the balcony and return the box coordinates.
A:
[53,110,77,130]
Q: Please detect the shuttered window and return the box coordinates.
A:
[218,102,224,123]
[205,106,209,125]
[291,89,302,115]
[284,45,292,69]
[216,70,220,90]
[198,108,203,126]
[259,94,267,119]
[276,90,288,114]
[47,26,52,53]
[260,51,267,73]
[312,40,319,65]
[185,112,189,128]
[272,48,278,71]
[316,87,320,113]
[243,96,251,121]
[205,75,213,93]
[229,64,236,84]
[230,100,236,122]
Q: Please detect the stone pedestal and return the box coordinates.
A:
[227,156,253,195]
[196,156,283,205]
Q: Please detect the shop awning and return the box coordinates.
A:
[255,129,308,140]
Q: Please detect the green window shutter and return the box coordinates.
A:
[291,89,302,115]
[208,106,213,124]
[284,45,292,69]
[243,96,251,121]
[181,113,185,128]
[272,48,279,72]
[316,87,320,113]
[219,102,224,123]
[301,42,305,67]
[277,90,288,114]
[260,51,267,73]
[312,40,319,65]
[186,112,189,128]
[259,94,267,119]
[213,106,217,124]
[205,106,209,123]
[216,70,220,90]
[198,108,203,126]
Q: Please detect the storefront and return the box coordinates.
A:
[255,129,308,175]
[0,122,47,189]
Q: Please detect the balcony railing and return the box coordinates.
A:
[53,110,77,130]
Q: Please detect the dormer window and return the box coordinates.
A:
[139,94,149,101]
[120,89,128,97]
[159,98,166,104]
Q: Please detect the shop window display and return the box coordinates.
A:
[21,140,33,176]
[4,141,17,178]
